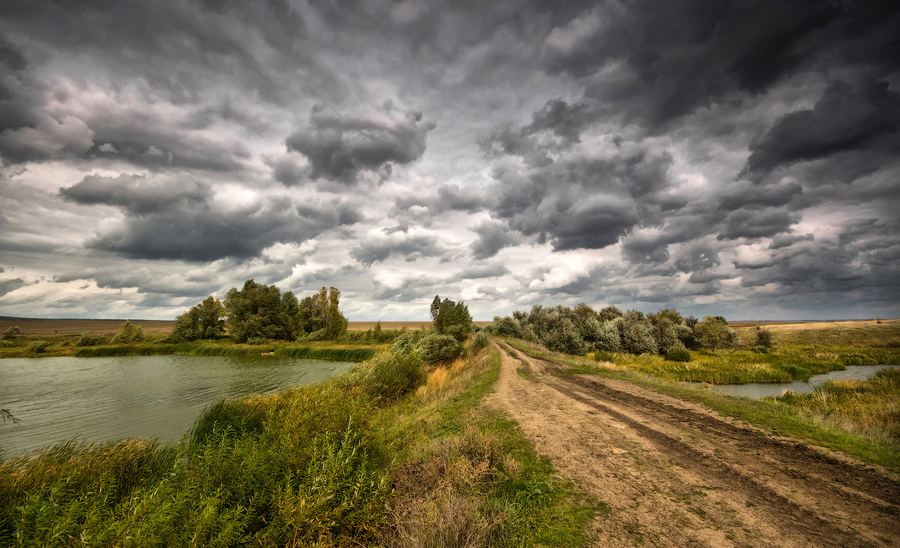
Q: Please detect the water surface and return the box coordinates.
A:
[0,355,355,457]
[696,364,899,399]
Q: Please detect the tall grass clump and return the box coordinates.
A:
[0,381,389,546]
[778,368,900,443]
[25,340,50,354]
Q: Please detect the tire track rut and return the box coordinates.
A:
[489,341,900,547]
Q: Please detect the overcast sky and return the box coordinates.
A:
[1,0,898,321]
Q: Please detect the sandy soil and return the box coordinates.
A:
[486,341,900,548]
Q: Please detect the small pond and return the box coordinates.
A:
[694,364,900,399]
[0,355,356,457]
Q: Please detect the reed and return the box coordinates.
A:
[777,368,900,443]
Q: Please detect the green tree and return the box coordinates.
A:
[297,286,348,340]
[695,315,739,350]
[171,296,227,341]
[224,279,298,343]
[112,319,144,344]
[432,296,472,342]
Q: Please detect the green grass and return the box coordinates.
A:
[68,342,374,361]
[0,343,598,546]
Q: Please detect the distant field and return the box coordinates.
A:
[0,318,493,338]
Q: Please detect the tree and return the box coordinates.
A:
[598,306,623,323]
[171,296,227,341]
[432,296,472,342]
[297,286,347,339]
[112,319,144,344]
[695,315,739,350]
[224,279,298,343]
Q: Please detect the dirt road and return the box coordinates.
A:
[486,342,900,547]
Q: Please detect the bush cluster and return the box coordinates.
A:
[486,304,742,358]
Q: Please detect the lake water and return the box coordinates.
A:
[695,364,900,399]
[0,355,356,457]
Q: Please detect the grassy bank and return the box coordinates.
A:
[574,320,900,384]
[1,338,379,361]
[70,342,376,362]
[506,339,900,472]
[0,344,597,546]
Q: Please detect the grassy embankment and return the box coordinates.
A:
[592,319,900,384]
[505,328,900,472]
[0,342,598,547]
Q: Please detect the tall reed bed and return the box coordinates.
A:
[0,381,388,546]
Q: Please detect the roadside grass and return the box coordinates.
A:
[504,339,900,473]
[0,343,597,546]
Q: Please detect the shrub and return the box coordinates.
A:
[76,331,103,347]
[391,329,422,354]
[366,351,424,399]
[695,316,733,350]
[652,317,681,354]
[675,323,700,350]
[665,347,691,362]
[26,340,50,353]
[111,320,144,344]
[544,318,587,355]
[415,334,462,364]
[3,325,20,338]
[620,311,658,354]
[753,325,775,348]
[472,330,490,351]
[595,319,624,352]
[492,316,523,338]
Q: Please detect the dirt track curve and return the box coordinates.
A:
[486,342,900,548]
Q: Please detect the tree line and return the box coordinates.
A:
[170,280,348,343]
[485,304,766,359]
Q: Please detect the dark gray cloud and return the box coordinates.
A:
[675,245,721,273]
[743,78,900,177]
[59,174,360,261]
[448,263,510,282]
[286,103,435,184]
[541,0,899,130]
[0,277,26,297]
[717,209,800,241]
[60,174,211,215]
[470,221,523,259]
[350,233,446,267]
[486,136,673,252]
[718,181,804,211]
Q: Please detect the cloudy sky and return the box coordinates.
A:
[1,0,898,321]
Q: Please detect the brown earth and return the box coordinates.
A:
[486,341,900,548]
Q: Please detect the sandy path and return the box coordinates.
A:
[485,342,900,548]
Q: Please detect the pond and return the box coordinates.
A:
[695,364,900,399]
[0,355,356,457]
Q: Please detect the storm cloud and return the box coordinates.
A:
[0,0,898,320]
[286,103,435,184]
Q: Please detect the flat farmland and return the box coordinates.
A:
[0,319,176,337]
[0,318,493,338]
